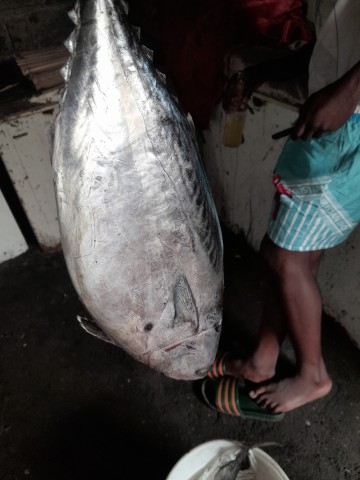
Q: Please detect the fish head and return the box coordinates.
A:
[147,321,222,380]
[146,274,223,380]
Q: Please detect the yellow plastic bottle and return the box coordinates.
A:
[223,71,247,148]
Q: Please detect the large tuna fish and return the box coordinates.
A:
[52,0,224,380]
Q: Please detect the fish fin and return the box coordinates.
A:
[68,1,80,26]
[62,4,79,82]
[173,276,199,331]
[64,29,77,54]
[132,25,141,39]
[58,88,67,107]
[171,94,179,104]
[60,58,71,82]
[156,69,166,85]
[187,112,195,129]
[120,0,129,15]
[142,45,154,61]
[77,315,116,345]
[187,112,197,135]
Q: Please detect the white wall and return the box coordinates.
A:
[0,91,61,253]
[0,190,27,262]
[203,98,360,348]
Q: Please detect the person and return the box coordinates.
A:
[205,0,360,416]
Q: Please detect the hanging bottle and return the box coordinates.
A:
[222,70,247,148]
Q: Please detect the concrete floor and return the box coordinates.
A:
[1,229,360,480]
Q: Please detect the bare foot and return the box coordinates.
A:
[249,363,332,413]
[225,357,276,383]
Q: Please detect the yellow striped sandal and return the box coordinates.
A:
[201,377,285,422]
[207,351,231,379]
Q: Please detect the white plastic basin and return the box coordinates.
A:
[166,439,290,480]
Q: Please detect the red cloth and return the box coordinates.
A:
[159,0,313,128]
[160,0,232,128]
[231,0,312,46]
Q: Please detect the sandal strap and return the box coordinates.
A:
[215,377,242,416]
[207,351,229,379]
[202,377,285,422]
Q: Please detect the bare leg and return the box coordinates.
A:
[249,236,332,413]
[225,236,287,382]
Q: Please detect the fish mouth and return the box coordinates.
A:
[147,326,220,380]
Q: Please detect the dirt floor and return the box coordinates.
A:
[1,229,360,480]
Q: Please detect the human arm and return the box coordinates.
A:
[223,40,315,112]
[292,61,360,140]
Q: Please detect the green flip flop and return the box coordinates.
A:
[207,351,231,379]
[201,377,285,422]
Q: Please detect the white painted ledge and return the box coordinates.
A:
[0,190,28,262]
[0,89,61,252]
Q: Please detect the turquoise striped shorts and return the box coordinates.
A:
[267,111,360,251]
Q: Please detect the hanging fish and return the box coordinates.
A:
[52,0,224,380]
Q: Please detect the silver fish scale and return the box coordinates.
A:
[52,0,224,380]
[114,19,222,268]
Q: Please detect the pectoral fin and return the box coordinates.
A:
[173,275,199,331]
[77,315,115,345]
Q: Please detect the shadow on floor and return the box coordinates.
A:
[0,228,359,479]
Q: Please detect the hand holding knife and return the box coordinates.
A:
[272,127,295,140]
